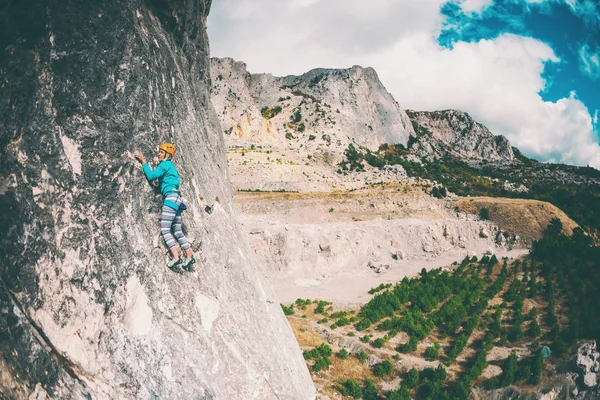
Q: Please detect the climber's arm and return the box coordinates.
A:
[142,162,165,181]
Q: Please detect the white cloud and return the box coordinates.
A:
[209,0,446,74]
[208,0,600,168]
[517,93,600,167]
[291,0,321,7]
[372,34,600,168]
[579,44,600,80]
[460,0,494,14]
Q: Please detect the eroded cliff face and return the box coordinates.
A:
[211,57,414,154]
[0,1,314,399]
[406,109,515,164]
[210,57,415,191]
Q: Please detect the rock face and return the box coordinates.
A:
[0,1,314,399]
[210,58,417,192]
[406,109,515,164]
[211,57,414,160]
[577,341,600,389]
[235,190,525,304]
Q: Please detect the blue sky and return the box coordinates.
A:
[208,0,600,168]
[439,0,600,138]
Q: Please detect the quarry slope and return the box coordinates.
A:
[0,2,314,399]
[235,187,530,304]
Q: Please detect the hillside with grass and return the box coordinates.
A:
[454,197,579,243]
[338,143,600,239]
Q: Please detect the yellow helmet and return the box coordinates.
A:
[159,143,176,156]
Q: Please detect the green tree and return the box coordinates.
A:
[528,307,537,320]
[341,380,362,398]
[529,350,544,385]
[529,273,538,297]
[425,343,440,361]
[545,217,563,236]
[398,336,418,353]
[387,387,411,400]
[356,351,368,362]
[260,106,282,119]
[405,368,419,388]
[373,360,393,377]
[500,351,518,387]
[280,304,294,315]
[362,379,380,400]
[528,320,541,338]
[337,348,350,359]
[516,365,531,382]
[313,357,331,372]
[290,109,302,123]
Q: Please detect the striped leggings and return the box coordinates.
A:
[161,197,190,251]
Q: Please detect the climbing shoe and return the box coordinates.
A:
[168,257,183,272]
[182,256,196,271]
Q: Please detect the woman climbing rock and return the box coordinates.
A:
[135,143,196,272]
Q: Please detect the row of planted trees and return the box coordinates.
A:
[294,219,599,399]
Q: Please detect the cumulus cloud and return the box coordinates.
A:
[374,34,600,168]
[208,0,600,168]
[517,93,600,167]
[209,0,446,73]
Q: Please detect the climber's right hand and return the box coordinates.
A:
[134,151,146,164]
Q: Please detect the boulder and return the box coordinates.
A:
[577,341,599,388]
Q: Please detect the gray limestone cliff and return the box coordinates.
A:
[211,57,415,154]
[406,109,516,164]
[210,59,523,192]
[0,1,314,399]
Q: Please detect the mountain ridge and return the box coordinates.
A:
[210,57,527,183]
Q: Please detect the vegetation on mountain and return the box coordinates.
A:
[339,143,600,234]
[260,105,282,119]
[339,379,362,398]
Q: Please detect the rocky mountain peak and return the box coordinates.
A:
[211,59,527,192]
[212,59,518,174]
[406,109,515,164]
[211,57,414,153]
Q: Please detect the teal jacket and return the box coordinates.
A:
[142,160,181,208]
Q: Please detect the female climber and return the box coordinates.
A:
[135,143,195,271]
